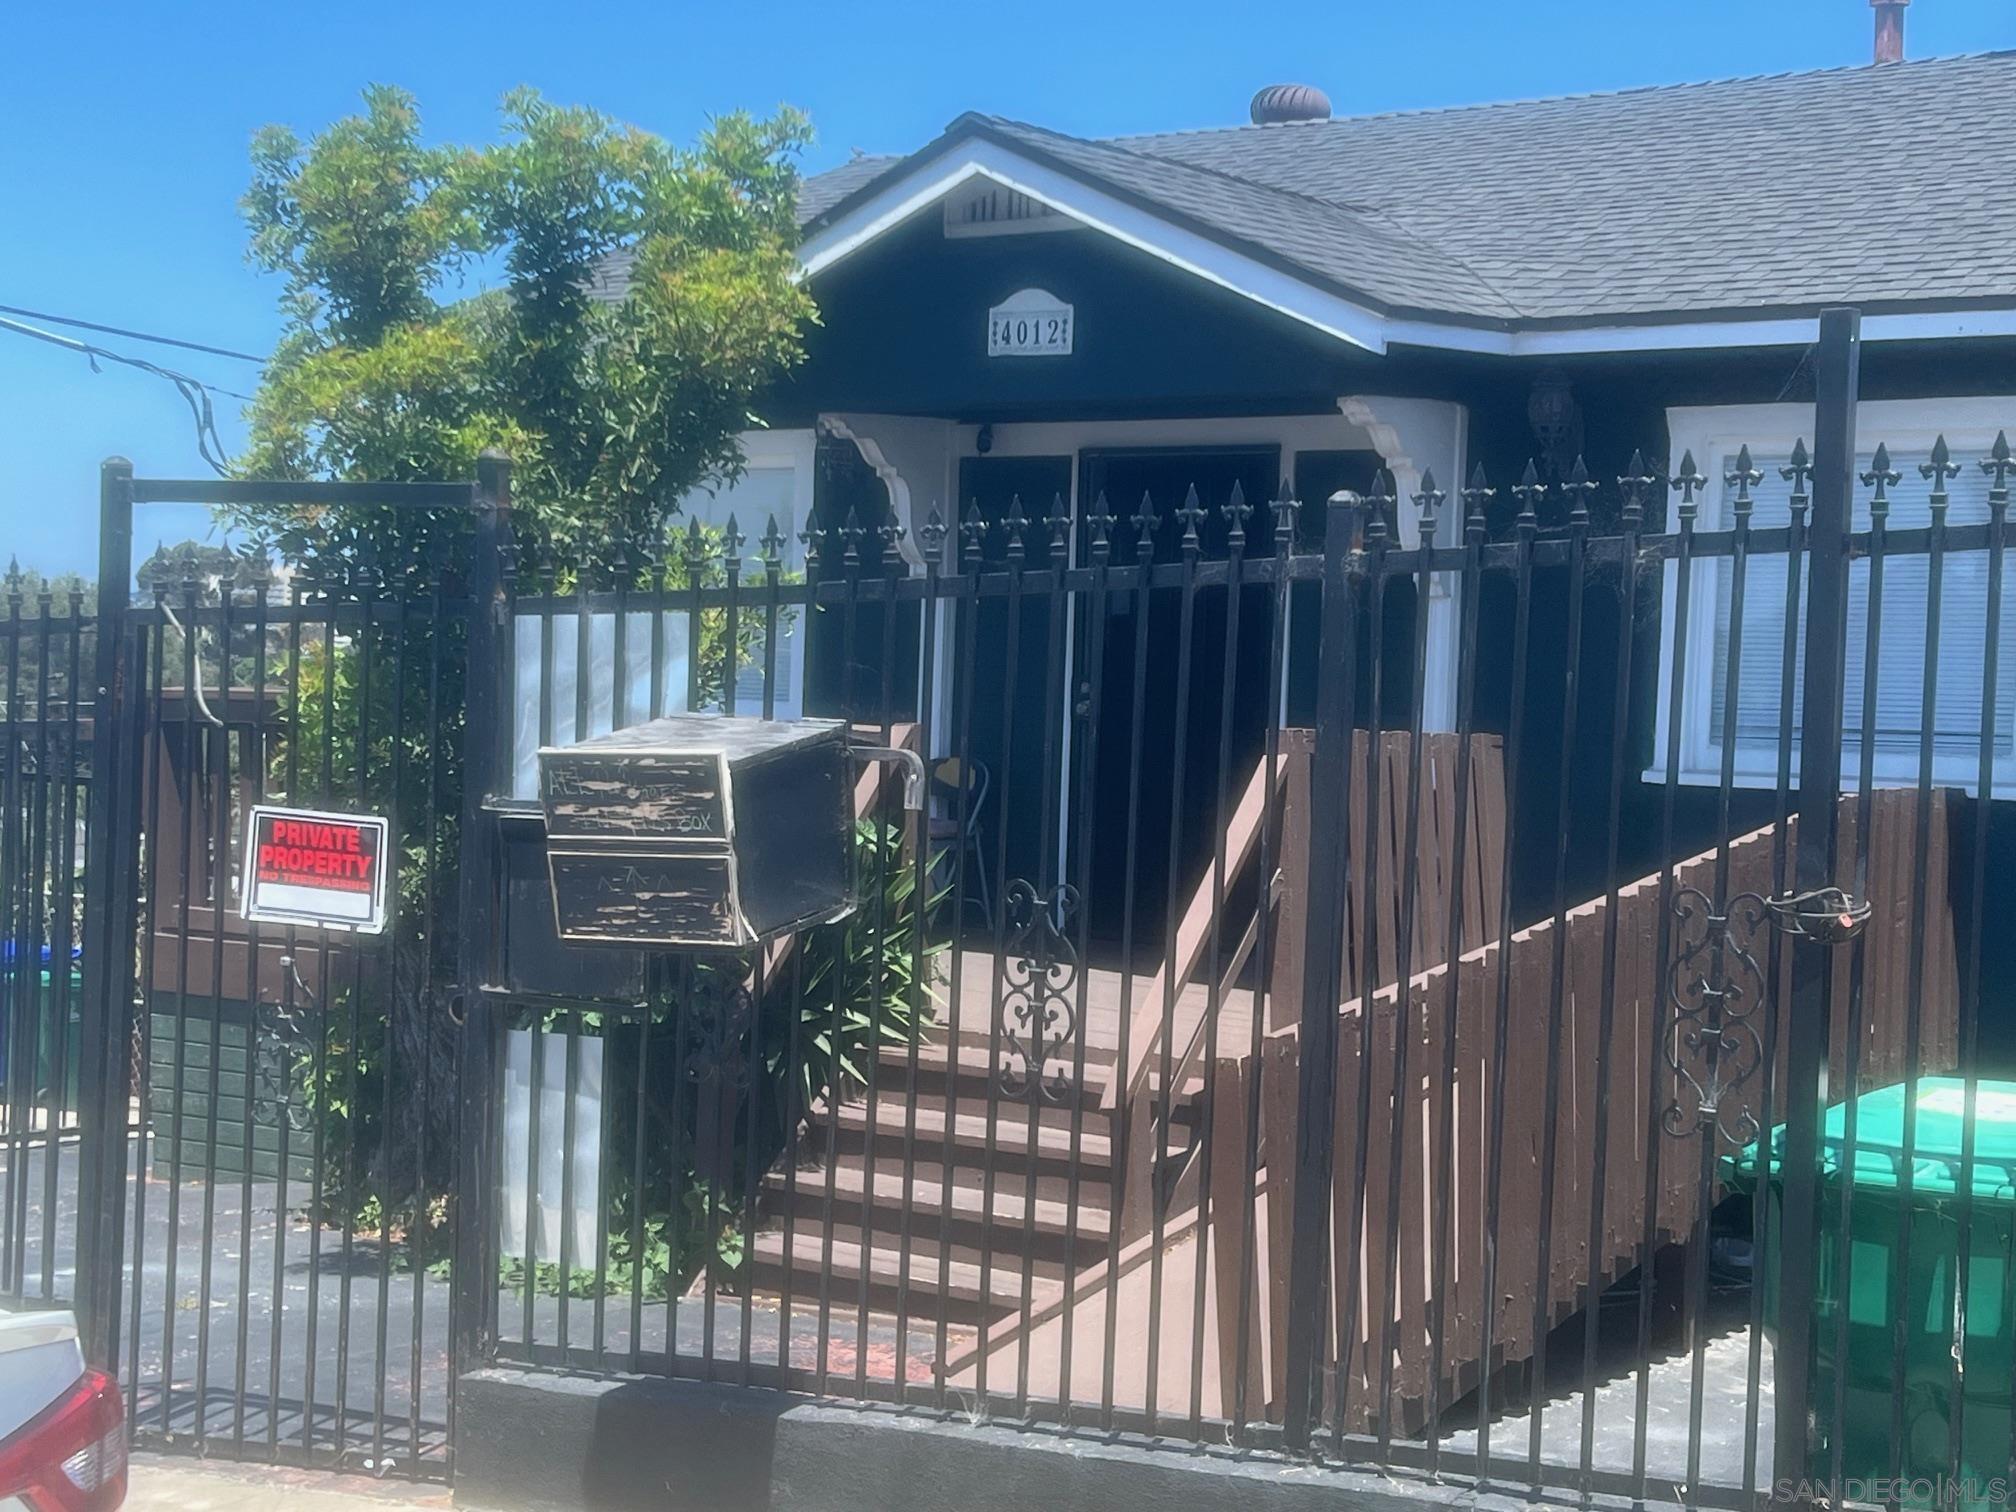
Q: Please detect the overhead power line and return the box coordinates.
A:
[0,314,238,474]
[0,302,267,365]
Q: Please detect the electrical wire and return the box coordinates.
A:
[155,597,227,729]
[0,313,239,474]
[0,302,266,364]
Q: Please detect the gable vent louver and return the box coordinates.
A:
[942,181,1076,239]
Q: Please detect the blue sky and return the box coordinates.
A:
[3,0,2009,578]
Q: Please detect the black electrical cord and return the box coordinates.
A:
[0,301,266,364]
[0,314,240,474]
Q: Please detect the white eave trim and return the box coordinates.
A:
[798,138,1393,354]
[797,138,2016,359]
[1449,306,2016,357]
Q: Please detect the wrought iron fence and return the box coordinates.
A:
[0,566,96,1309]
[475,322,2016,1505]
[61,469,487,1481]
[18,310,2016,1504]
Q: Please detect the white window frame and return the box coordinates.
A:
[681,427,818,722]
[1651,396,2016,796]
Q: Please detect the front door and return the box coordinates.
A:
[1074,446,1281,954]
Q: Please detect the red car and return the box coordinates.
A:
[0,1313,125,1511]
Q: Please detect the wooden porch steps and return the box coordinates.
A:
[749,1031,1122,1332]
[821,1094,1115,1170]
[747,1229,1032,1317]
[766,1163,1114,1244]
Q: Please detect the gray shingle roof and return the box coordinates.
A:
[800,52,2016,329]
[970,117,1523,319]
[798,152,903,219]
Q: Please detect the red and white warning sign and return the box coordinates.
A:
[240,805,390,933]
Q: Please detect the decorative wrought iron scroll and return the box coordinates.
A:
[997,880,1081,1104]
[1662,886,1768,1145]
[250,958,318,1134]
[249,1002,315,1135]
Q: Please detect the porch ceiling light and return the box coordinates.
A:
[1526,367,1578,452]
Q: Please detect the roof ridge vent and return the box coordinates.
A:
[1249,83,1332,125]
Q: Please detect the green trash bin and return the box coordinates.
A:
[1727,1078,2016,1496]
[35,968,83,1113]
[2,967,82,1113]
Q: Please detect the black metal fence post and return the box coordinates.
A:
[74,457,139,1369]
[1774,307,1860,1482]
[1283,489,1361,1451]
[451,452,514,1379]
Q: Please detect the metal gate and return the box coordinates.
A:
[58,464,502,1480]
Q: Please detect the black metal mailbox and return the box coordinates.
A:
[538,713,852,949]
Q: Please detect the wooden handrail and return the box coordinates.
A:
[1100,752,1289,1114]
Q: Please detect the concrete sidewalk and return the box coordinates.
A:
[125,1453,452,1511]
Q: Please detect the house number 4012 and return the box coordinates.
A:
[987,289,1074,357]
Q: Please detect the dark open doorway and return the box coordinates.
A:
[1076,446,1281,955]
[956,455,1075,911]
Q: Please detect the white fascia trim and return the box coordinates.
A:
[797,140,1393,354]
[798,141,2016,359]
[1451,307,2016,357]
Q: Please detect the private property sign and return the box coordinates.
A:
[240,805,390,933]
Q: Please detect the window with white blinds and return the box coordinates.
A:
[1655,401,2016,796]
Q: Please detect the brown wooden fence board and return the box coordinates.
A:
[1246,787,1959,1437]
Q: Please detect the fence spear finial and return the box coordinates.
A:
[1271,479,1301,552]
[1983,430,2014,504]
[1413,469,1444,545]
[1087,490,1115,565]
[1922,436,1959,517]
[1223,478,1252,550]
[797,507,827,567]
[958,500,987,565]
[1176,483,1206,553]
[1363,468,1393,546]
[918,503,948,561]
[1860,442,1901,520]
[1132,490,1161,562]
[1461,462,1494,541]
[1512,458,1544,528]
[683,514,711,579]
[1726,444,1763,524]
[1618,449,1656,530]
[1561,456,1596,528]
[1781,439,1813,520]
[1045,492,1071,568]
[1671,450,1708,522]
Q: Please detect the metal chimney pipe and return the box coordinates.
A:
[1872,0,1909,64]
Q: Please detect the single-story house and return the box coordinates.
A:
[579,50,2016,948]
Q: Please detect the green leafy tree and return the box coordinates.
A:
[223,85,830,1276]
[232,84,814,573]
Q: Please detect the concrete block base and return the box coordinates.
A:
[454,1368,1527,1512]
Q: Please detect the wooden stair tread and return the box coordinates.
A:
[766,1162,1112,1240]
[827,1099,1113,1164]
[750,1229,1028,1307]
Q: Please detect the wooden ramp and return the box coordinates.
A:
[1247,789,1954,1433]
[946,767,1960,1435]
